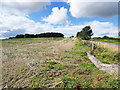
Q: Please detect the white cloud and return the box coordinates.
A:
[0,15,118,38]
[42,7,68,24]
[53,21,118,37]
[69,0,118,18]
[0,0,51,16]
[86,21,118,37]
[0,15,54,38]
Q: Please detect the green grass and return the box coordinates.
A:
[57,39,119,88]
[28,75,44,88]
[93,44,120,65]
[47,61,57,65]
[91,38,120,44]
[54,64,67,70]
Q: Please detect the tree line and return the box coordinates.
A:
[92,36,120,40]
[9,32,64,39]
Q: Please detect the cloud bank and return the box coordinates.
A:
[0,0,51,16]
[0,14,118,38]
[69,0,118,18]
[0,0,118,39]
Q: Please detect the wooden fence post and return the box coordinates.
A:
[92,43,96,53]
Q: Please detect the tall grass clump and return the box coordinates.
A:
[90,42,120,65]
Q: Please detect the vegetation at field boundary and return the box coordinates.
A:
[91,36,120,44]
[58,38,119,88]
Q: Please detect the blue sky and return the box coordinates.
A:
[29,2,118,26]
[0,0,119,39]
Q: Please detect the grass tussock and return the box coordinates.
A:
[90,41,118,52]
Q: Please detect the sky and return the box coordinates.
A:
[0,0,119,39]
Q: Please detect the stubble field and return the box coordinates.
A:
[1,38,119,88]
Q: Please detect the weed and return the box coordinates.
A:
[46,64,54,69]
[54,64,66,70]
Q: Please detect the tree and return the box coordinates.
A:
[76,26,93,40]
[102,36,109,39]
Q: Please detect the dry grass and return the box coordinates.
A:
[2,38,77,88]
[1,38,119,88]
[89,41,119,52]
[0,40,2,89]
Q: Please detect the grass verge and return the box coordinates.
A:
[57,38,119,88]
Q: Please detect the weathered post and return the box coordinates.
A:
[92,43,96,53]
